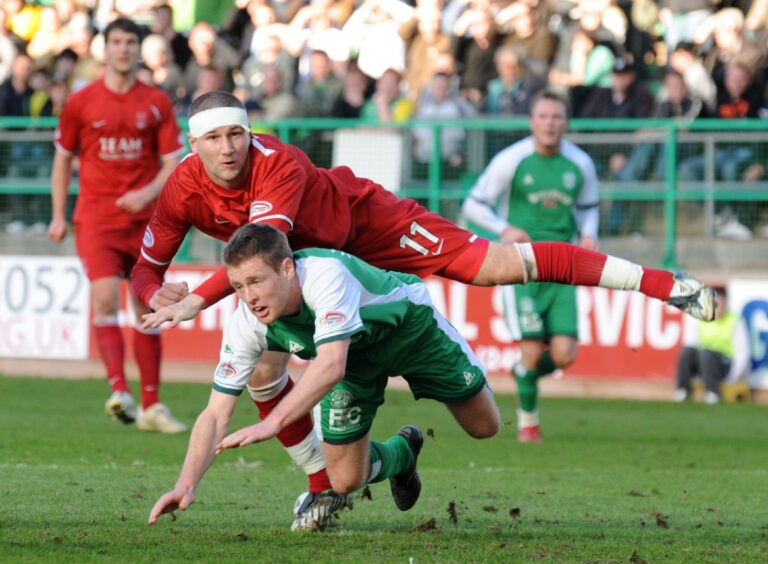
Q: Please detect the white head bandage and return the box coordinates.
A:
[188,107,250,138]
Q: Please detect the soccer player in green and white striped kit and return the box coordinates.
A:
[149,223,500,526]
[462,90,599,443]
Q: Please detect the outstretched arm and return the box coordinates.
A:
[217,339,349,451]
[148,390,238,524]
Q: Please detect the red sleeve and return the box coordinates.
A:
[247,141,309,233]
[153,90,184,159]
[190,266,235,306]
[54,93,81,154]
[130,175,191,308]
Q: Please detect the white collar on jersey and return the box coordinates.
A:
[188,107,250,138]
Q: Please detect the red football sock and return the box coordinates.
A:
[253,378,331,493]
[94,324,129,393]
[639,268,675,301]
[530,242,607,286]
[527,242,676,301]
[133,329,161,409]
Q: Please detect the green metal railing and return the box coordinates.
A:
[2,117,767,268]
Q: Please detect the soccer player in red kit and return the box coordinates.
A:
[48,18,186,433]
[132,90,715,529]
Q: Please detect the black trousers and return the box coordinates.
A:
[676,346,731,395]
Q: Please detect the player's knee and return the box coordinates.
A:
[550,348,577,368]
[327,470,364,495]
[465,419,499,440]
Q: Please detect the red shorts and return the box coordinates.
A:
[348,185,489,284]
[75,221,146,281]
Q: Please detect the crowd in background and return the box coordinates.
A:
[2,0,768,235]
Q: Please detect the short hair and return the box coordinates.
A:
[530,89,570,118]
[188,90,245,118]
[104,17,142,42]
[223,223,292,272]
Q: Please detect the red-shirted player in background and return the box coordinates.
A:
[48,18,186,433]
[133,90,716,530]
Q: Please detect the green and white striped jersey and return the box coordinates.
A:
[212,248,436,396]
[463,136,599,242]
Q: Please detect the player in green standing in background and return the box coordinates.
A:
[462,90,599,443]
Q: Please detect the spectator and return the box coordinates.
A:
[675,287,738,404]
[399,0,451,100]
[359,67,416,122]
[26,5,65,66]
[679,60,764,238]
[0,9,19,85]
[659,0,713,51]
[240,31,296,101]
[140,34,186,110]
[150,3,192,70]
[695,7,765,92]
[296,49,343,117]
[548,28,615,92]
[497,2,557,82]
[343,0,412,81]
[331,63,371,118]
[578,55,655,119]
[451,5,503,108]
[251,65,300,120]
[183,22,240,94]
[65,11,102,92]
[412,71,477,170]
[668,41,717,114]
[5,0,42,44]
[483,45,543,116]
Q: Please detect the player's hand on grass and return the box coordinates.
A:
[215,421,279,454]
[150,281,190,309]
[501,225,531,244]
[148,487,195,525]
[47,218,68,243]
[116,187,154,213]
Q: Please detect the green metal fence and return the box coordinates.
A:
[1,117,767,270]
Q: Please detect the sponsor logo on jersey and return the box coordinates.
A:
[318,312,346,327]
[214,217,231,224]
[562,172,576,190]
[527,190,573,207]
[91,119,107,129]
[98,137,143,160]
[464,371,474,386]
[224,343,233,354]
[143,226,155,248]
[216,362,238,379]
[249,201,273,219]
[288,340,304,353]
[136,112,148,129]
[329,389,353,409]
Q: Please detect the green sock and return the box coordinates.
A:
[367,436,414,484]
[514,351,557,413]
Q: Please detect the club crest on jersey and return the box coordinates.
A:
[563,171,576,190]
[216,362,238,379]
[249,201,273,219]
[329,389,353,409]
[318,312,346,327]
[143,226,155,248]
[136,112,148,129]
[523,173,534,185]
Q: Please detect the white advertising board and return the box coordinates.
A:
[0,256,90,359]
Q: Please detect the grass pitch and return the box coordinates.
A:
[1,374,766,562]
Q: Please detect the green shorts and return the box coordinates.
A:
[318,304,488,445]
[501,282,578,341]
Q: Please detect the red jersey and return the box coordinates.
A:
[55,79,184,225]
[132,134,483,307]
